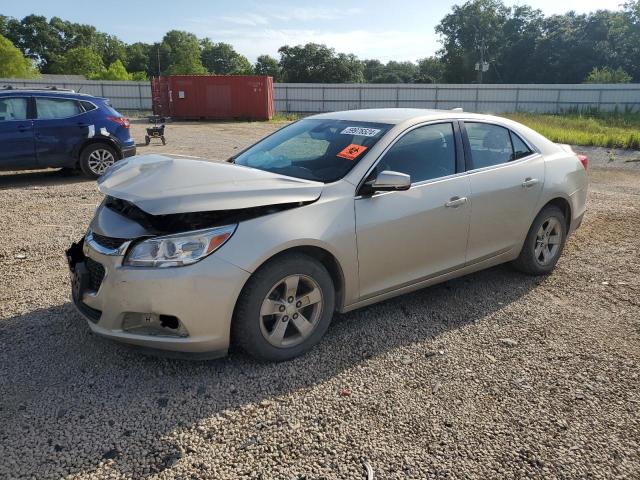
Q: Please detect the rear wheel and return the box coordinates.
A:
[232,254,335,361]
[512,205,567,275]
[79,144,118,179]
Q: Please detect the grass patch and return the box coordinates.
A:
[503,112,640,150]
[270,112,299,122]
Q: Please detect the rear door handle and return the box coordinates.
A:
[522,178,539,188]
[445,196,468,208]
[17,124,32,133]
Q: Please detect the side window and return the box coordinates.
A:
[80,101,97,112]
[378,123,456,183]
[510,131,532,160]
[0,97,28,121]
[35,97,83,120]
[465,122,513,169]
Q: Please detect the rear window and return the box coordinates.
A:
[235,119,392,183]
[0,97,28,121]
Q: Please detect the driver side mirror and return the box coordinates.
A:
[363,170,411,194]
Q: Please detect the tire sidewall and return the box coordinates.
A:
[233,255,335,362]
[519,206,567,275]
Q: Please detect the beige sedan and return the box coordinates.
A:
[67,109,588,361]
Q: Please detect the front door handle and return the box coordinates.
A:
[445,196,468,208]
[522,178,539,188]
[17,124,32,133]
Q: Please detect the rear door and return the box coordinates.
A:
[0,96,36,169]
[462,121,545,263]
[34,96,90,167]
[355,122,471,298]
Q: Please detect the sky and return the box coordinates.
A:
[1,0,624,63]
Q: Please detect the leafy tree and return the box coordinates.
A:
[278,43,362,83]
[130,71,148,81]
[50,46,104,77]
[161,30,206,75]
[362,59,385,82]
[416,57,445,83]
[436,0,511,83]
[0,34,39,78]
[201,40,253,74]
[255,54,281,80]
[91,59,131,80]
[125,42,151,74]
[584,66,632,83]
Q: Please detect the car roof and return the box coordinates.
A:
[0,89,103,100]
[309,108,497,125]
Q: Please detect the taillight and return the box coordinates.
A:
[577,154,588,170]
[107,116,130,128]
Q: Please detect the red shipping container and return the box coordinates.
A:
[151,75,274,121]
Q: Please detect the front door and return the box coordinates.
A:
[355,122,471,299]
[0,96,36,169]
[462,121,545,263]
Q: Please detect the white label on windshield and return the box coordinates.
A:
[341,126,381,137]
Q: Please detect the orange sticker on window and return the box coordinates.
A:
[337,144,368,161]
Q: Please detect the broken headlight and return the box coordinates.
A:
[124,225,237,268]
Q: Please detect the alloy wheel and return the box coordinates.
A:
[534,217,562,266]
[87,149,115,175]
[259,274,323,348]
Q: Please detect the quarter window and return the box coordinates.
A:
[465,122,533,169]
[376,123,456,183]
[36,97,83,120]
[0,97,28,121]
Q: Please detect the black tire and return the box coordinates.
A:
[79,143,118,179]
[232,253,335,362]
[512,205,567,275]
[145,135,150,145]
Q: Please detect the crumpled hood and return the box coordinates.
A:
[97,155,324,215]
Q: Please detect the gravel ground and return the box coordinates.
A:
[0,121,639,479]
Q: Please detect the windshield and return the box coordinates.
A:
[234,119,392,182]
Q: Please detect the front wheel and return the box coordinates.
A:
[512,205,567,275]
[232,254,335,361]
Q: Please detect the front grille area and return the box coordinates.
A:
[86,257,105,292]
[91,232,127,250]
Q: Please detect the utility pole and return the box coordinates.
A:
[157,46,161,77]
[474,31,489,84]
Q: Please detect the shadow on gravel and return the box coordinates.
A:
[0,168,92,188]
[0,264,541,477]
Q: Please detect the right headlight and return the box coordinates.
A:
[124,224,237,268]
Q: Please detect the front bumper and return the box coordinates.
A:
[67,234,250,357]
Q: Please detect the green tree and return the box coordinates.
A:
[161,30,206,75]
[584,66,632,83]
[415,57,445,83]
[201,40,253,74]
[125,42,151,74]
[362,59,385,82]
[254,54,281,80]
[436,0,511,83]
[91,59,131,80]
[0,34,39,78]
[278,43,362,83]
[50,46,104,76]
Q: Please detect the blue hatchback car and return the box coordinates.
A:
[0,88,136,178]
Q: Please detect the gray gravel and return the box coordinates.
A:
[1,120,639,479]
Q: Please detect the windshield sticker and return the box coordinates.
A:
[337,144,368,161]
[340,126,381,137]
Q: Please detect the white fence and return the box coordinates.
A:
[0,78,152,110]
[2,78,639,114]
[274,83,640,114]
